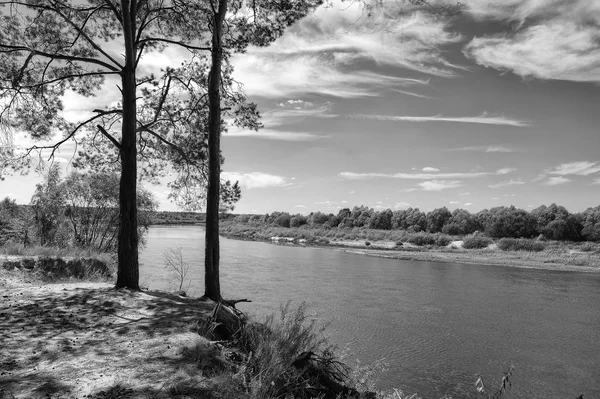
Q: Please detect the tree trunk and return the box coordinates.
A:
[204,0,227,302]
[115,0,140,290]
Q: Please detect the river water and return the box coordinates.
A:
[139,225,600,399]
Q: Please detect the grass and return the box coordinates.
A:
[221,221,600,270]
[0,242,115,282]
[0,241,111,259]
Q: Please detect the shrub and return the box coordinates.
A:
[238,302,352,399]
[462,234,493,249]
[365,241,371,246]
[434,234,452,247]
[580,242,597,252]
[498,238,545,252]
[406,232,436,246]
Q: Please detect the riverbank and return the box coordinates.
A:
[219,224,600,273]
[0,269,382,399]
[0,269,220,398]
[339,245,600,273]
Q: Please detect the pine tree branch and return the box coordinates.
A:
[137,37,211,51]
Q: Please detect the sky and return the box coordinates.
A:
[2,0,600,214]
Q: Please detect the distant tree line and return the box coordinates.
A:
[232,204,600,242]
[0,164,157,251]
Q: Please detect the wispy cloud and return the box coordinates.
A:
[544,176,571,186]
[464,1,600,82]
[591,179,600,185]
[489,179,526,189]
[294,204,307,208]
[351,113,528,126]
[418,180,462,191]
[422,167,440,172]
[497,168,516,175]
[447,145,514,153]
[221,172,291,189]
[224,129,327,141]
[262,102,338,128]
[545,161,600,176]
[391,88,435,99]
[232,0,463,98]
[339,168,513,180]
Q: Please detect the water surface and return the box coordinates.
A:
[140,225,600,399]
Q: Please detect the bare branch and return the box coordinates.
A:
[137,37,211,52]
[0,44,121,73]
[97,125,121,149]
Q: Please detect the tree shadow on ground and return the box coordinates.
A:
[0,281,218,398]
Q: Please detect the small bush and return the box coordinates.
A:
[434,234,452,247]
[365,241,371,246]
[580,242,596,252]
[498,238,545,252]
[238,302,352,399]
[462,234,493,249]
[406,232,436,246]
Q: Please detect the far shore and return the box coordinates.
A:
[221,233,600,273]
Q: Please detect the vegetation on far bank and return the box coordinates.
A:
[220,206,600,270]
[230,203,600,243]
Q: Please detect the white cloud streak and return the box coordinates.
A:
[224,129,327,141]
[221,172,290,189]
[488,179,526,189]
[422,167,440,172]
[545,161,600,176]
[339,168,513,180]
[448,145,514,153]
[544,176,571,186]
[419,180,462,191]
[351,113,528,126]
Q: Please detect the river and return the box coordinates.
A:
[139,225,600,399]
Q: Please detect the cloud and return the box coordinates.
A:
[497,168,516,175]
[394,202,411,209]
[232,1,463,98]
[224,129,327,141]
[591,179,600,185]
[391,89,435,99]
[351,113,528,126]
[464,1,600,82]
[422,167,440,172]
[464,202,473,206]
[294,204,307,208]
[448,145,514,152]
[418,180,462,191]
[262,102,338,128]
[221,172,290,189]
[488,179,526,189]
[544,176,571,186]
[449,201,460,204]
[545,161,600,176]
[339,168,513,180]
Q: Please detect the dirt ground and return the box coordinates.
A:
[0,270,220,399]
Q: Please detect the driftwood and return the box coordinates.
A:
[198,300,249,341]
